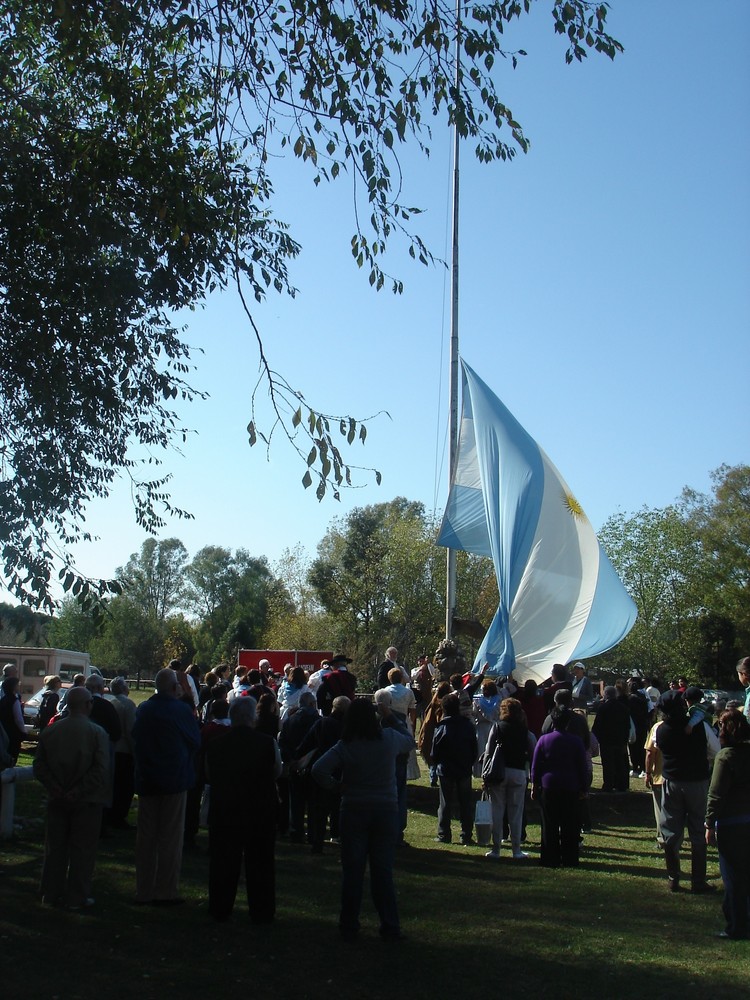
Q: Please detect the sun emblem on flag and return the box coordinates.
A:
[562,491,586,519]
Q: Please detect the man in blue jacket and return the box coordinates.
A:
[133,667,200,905]
[431,693,478,845]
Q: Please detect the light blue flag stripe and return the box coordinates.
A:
[438,361,637,682]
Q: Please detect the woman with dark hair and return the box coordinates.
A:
[312,698,414,941]
[482,697,533,860]
[519,678,547,738]
[473,678,501,777]
[705,709,750,939]
[198,670,218,714]
[255,692,280,739]
[543,663,572,714]
[279,665,311,720]
[531,710,588,867]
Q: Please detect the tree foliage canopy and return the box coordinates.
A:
[0,0,622,610]
[597,465,750,685]
[308,496,496,679]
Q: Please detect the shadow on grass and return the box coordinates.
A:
[2,761,748,1000]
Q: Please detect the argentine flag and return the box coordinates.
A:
[438,362,637,683]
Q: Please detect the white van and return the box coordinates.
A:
[0,646,99,698]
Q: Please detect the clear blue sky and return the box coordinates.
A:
[30,1,750,593]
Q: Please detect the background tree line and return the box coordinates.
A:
[3,466,747,690]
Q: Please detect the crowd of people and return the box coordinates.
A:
[1,651,748,942]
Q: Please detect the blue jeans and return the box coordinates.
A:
[339,805,400,936]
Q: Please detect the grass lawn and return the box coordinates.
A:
[2,748,747,1000]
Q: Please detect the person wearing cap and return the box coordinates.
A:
[33,686,109,909]
[571,662,593,710]
[644,677,662,712]
[655,690,714,893]
[317,654,356,716]
[684,685,711,735]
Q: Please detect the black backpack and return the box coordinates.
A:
[38,691,59,731]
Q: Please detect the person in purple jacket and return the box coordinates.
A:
[531,708,588,868]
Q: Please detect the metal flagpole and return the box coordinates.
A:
[445,0,461,642]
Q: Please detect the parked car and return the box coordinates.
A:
[703,689,745,710]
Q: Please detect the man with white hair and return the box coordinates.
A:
[85,673,121,744]
[33,686,109,909]
[377,646,405,690]
[132,667,201,905]
[571,663,593,710]
[0,662,17,701]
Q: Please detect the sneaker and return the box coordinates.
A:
[433,836,451,844]
[512,851,529,860]
[485,849,500,859]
